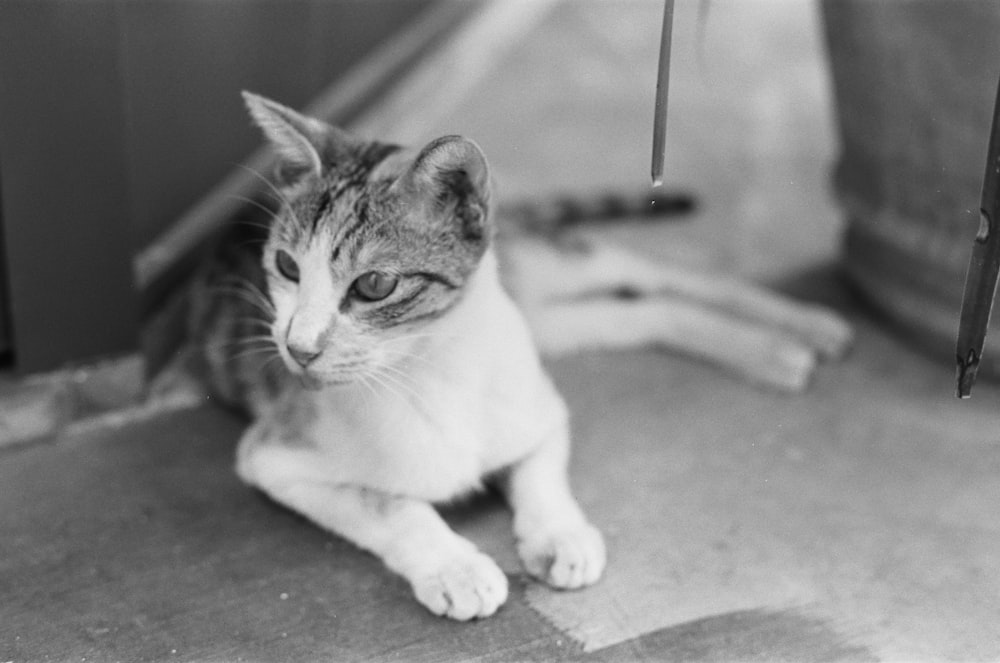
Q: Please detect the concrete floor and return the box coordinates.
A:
[4,1,1000,661]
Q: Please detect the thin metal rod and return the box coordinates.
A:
[956,72,1000,398]
[651,0,674,187]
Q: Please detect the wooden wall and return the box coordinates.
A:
[0,0,433,373]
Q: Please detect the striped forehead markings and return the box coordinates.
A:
[309,142,401,252]
[277,142,402,239]
[310,190,333,231]
[328,193,371,265]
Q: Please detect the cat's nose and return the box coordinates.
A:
[287,343,322,368]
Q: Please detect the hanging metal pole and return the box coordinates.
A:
[651,0,674,187]
[956,72,1000,398]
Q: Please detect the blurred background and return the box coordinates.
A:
[0,0,852,375]
[1,0,997,375]
[3,2,1000,661]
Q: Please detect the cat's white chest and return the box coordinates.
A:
[302,313,564,502]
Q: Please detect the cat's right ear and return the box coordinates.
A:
[242,91,355,184]
[242,92,324,182]
[392,136,492,240]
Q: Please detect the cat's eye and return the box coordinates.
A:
[275,249,300,282]
[352,271,398,302]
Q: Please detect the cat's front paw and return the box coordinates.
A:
[518,522,606,589]
[410,548,508,621]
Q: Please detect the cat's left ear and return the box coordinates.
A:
[396,135,491,239]
[242,91,356,184]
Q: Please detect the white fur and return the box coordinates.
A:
[237,249,606,620]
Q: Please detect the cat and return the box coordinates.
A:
[190,92,609,621]
[185,91,852,620]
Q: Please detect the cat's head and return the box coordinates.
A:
[242,91,493,386]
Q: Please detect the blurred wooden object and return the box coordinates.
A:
[822,0,1000,374]
[956,76,1000,397]
[0,2,139,373]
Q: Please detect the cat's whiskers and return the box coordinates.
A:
[366,364,430,413]
[359,368,398,402]
[379,349,436,374]
[231,333,277,347]
[229,193,281,226]
[353,371,379,404]
[380,333,446,369]
[258,352,286,377]
[233,317,275,333]
[371,363,431,412]
[376,361,418,386]
[227,344,281,363]
[383,331,448,348]
[235,237,270,250]
[236,163,304,229]
[385,331,443,342]
[371,374,419,411]
[212,281,276,320]
[242,287,277,319]
[227,275,274,306]
[204,334,276,353]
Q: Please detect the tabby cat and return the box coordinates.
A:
[189,92,851,620]
[193,92,610,620]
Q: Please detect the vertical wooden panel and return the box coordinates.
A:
[0,1,139,372]
[0,0,433,372]
[0,181,11,359]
